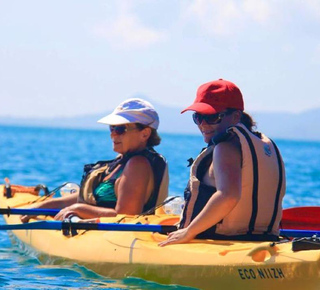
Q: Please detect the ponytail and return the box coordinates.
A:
[240,112,261,138]
[226,109,261,137]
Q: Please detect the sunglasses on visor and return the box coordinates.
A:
[192,112,226,125]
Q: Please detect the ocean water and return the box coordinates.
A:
[0,125,320,289]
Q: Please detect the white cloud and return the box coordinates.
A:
[281,43,295,54]
[184,0,243,36]
[93,2,167,49]
[303,0,320,17]
[181,0,276,36]
[243,0,273,24]
[312,43,320,63]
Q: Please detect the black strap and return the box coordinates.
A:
[196,152,212,181]
[265,139,284,234]
[235,126,259,234]
[143,149,167,213]
[210,131,232,145]
[195,232,279,242]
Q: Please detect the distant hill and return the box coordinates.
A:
[251,108,320,141]
[0,100,199,134]
[1,101,320,141]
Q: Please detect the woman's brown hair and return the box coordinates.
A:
[135,123,161,147]
[226,109,261,138]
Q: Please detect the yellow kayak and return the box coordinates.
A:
[1,185,320,290]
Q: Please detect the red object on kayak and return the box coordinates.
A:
[282,207,320,230]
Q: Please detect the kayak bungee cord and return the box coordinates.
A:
[138,196,179,216]
[0,196,180,218]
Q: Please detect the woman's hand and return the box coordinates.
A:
[158,227,196,247]
[54,204,80,221]
[20,214,36,223]
[20,205,39,223]
[20,194,79,223]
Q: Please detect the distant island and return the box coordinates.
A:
[1,100,320,141]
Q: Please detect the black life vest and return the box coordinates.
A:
[78,147,168,213]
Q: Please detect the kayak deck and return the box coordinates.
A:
[1,185,320,290]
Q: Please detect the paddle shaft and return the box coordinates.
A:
[1,219,319,238]
[0,208,60,216]
[2,205,318,230]
[2,206,319,236]
[279,229,320,238]
[0,220,177,234]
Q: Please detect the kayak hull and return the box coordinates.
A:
[1,186,320,290]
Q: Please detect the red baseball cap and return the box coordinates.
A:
[181,79,244,114]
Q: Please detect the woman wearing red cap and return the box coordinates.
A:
[21,98,168,222]
[160,79,285,246]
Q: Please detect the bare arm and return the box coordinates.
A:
[159,141,242,246]
[20,193,78,222]
[37,193,79,209]
[115,155,153,214]
[53,202,118,220]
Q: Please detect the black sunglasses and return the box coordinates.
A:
[192,112,226,125]
[109,125,141,135]
[109,125,128,135]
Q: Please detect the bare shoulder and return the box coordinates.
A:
[123,155,152,174]
[215,134,240,151]
[116,154,153,213]
[214,135,241,164]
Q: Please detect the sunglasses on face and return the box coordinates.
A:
[192,112,227,125]
[109,125,131,135]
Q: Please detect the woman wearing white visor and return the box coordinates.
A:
[21,98,168,222]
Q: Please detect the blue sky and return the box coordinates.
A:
[1,0,320,118]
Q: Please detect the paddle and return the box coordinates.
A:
[280,229,320,238]
[0,219,319,238]
[1,206,319,235]
[0,220,177,234]
[1,206,319,226]
[282,207,320,230]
